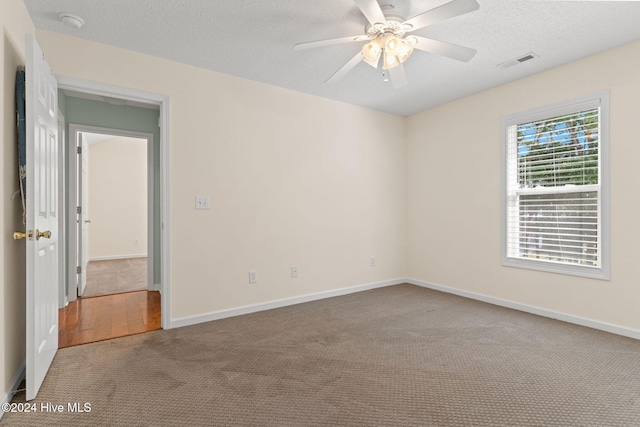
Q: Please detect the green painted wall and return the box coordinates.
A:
[59,92,161,287]
[58,89,67,117]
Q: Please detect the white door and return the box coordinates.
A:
[25,34,59,401]
[77,134,89,295]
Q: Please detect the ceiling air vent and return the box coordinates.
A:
[498,52,538,70]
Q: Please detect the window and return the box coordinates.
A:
[502,92,609,279]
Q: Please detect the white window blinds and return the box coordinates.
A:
[505,98,606,274]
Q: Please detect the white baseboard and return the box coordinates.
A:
[1,361,26,421]
[89,254,147,262]
[171,278,405,329]
[407,278,640,341]
[172,277,640,341]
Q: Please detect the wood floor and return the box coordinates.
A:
[59,290,161,348]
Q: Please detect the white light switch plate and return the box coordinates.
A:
[195,195,210,210]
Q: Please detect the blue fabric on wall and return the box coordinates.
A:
[16,67,26,223]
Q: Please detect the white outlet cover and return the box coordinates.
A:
[195,195,210,210]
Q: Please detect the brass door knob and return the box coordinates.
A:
[36,229,51,240]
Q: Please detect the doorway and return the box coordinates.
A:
[56,79,171,346]
[81,132,149,297]
[62,125,161,348]
[70,127,154,299]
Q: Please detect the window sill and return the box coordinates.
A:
[502,257,610,281]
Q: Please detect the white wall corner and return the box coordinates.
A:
[170,278,407,329]
[407,278,640,341]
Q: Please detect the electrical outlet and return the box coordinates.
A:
[195,195,210,210]
[370,256,376,267]
[249,270,257,284]
[291,265,298,278]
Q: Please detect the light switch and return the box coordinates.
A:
[195,195,210,210]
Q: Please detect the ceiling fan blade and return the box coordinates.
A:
[294,35,371,51]
[325,52,365,84]
[389,64,408,89]
[402,0,479,31]
[353,0,387,25]
[412,36,476,62]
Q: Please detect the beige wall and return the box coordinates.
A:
[35,30,407,320]
[407,40,640,330]
[0,0,35,407]
[88,136,148,259]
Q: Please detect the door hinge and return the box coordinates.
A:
[76,266,81,274]
[77,206,81,214]
[77,146,82,154]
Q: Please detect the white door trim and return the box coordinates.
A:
[57,76,171,330]
[68,124,155,295]
[57,112,67,309]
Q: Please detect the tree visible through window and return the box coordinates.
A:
[503,94,609,279]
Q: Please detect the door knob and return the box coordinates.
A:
[84,220,91,224]
[36,229,51,240]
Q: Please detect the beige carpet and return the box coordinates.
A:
[4,284,640,426]
[82,258,147,298]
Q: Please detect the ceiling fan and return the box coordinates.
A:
[294,0,480,88]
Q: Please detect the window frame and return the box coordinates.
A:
[501,91,610,280]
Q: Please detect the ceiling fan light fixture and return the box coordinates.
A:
[294,0,480,86]
[383,51,399,70]
[397,40,414,64]
[383,34,401,55]
[362,38,382,67]
[363,54,381,68]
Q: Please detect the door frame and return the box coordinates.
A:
[58,76,171,330]
[68,124,155,297]
[57,112,67,309]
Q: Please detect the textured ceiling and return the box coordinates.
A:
[23,0,640,117]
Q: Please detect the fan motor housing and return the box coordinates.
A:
[364,10,410,38]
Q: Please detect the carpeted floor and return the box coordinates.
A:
[3,284,640,426]
[82,258,147,298]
